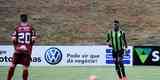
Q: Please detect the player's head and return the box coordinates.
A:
[20,14,28,22]
[113,20,120,31]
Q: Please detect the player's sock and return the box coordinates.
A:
[23,69,28,80]
[116,70,122,80]
[7,67,15,80]
[123,77,128,80]
[120,63,128,80]
[122,68,126,77]
[115,62,122,80]
[121,64,126,77]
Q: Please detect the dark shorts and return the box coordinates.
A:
[12,52,31,67]
[112,49,124,59]
[112,50,124,64]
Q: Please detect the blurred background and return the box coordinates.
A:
[1,0,160,80]
[0,0,160,45]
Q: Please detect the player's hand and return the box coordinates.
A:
[18,45,27,51]
[124,48,128,56]
[107,43,112,47]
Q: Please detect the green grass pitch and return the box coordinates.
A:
[0,66,160,80]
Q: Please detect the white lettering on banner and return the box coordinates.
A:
[0,45,133,66]
[152,51,160,62]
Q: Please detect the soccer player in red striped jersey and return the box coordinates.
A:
[7,14,36,80]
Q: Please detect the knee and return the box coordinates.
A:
[23,66,29,70]
[113,58,116,63]
[115,64,120,71]
[115,59,120,65]
[119,59,123,65]
[9,63,16,68]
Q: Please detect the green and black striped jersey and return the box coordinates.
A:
[106,30,127,52]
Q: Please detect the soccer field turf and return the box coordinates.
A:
[0,66,160,80]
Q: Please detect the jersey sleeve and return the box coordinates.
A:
[11,25,19,41]
[11,31,16,38]
[11,28,18,48]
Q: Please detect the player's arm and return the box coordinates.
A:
[106,32,110,42]
[11,29,17,49]
[11,31,16,42]
[106,32,112,47]
[122,32,128,56]
[31,27,37,45]
[11,27,17,44]
[123,32,128,48]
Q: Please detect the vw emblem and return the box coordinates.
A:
[45,47,62,65]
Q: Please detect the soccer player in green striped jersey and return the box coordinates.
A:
[106,20,128,80]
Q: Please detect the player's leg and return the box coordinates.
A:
[113,51,122,80]
[7,53,18,80]
[120,60,127,77]
[22,54,31,80]
[23,65,29,80]
[116,56,123,80]
[7,63,16,80]
[119,50,127,80]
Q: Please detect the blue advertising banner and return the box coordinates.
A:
[105,46,133,66]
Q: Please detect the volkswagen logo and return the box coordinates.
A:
[44,47,62,65]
